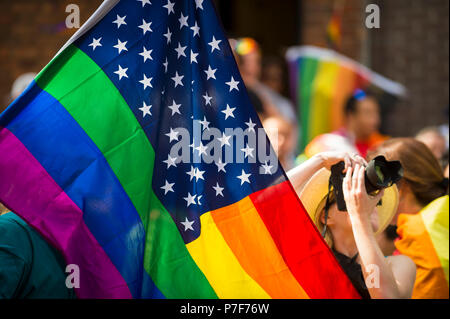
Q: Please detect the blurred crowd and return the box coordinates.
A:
[228,36,449,299]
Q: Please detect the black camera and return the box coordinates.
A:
[330,155,403,211]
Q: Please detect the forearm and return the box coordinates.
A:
[350,216,401,299]
[287,154,324,196]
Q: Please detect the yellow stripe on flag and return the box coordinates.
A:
[421,195,449,284]
[309,61,340,141]
[186,212,271,299]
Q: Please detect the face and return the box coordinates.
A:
[416,132,447,160]
[321,202,380,236]
[262,117,292,159]
[262,64,283,93]
[241,50,261,82]
[350,97,380,140]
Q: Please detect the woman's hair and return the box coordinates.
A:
[367,138,448,207]
[315,192,337,248]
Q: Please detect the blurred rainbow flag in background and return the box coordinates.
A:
[286,46,407,152]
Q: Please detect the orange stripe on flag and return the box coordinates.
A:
[211,196,310,299]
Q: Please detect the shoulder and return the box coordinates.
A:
[386,255,417,298]
[0,213,33,259]
[387,254,416,272]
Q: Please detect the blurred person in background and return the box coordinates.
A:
[231,38,298,169]
[415,126,448,168]
[368,138,449,299]
[262,115,296,170]
[335,89,388,158]
[9,73,36,103]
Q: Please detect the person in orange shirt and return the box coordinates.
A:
[368,138,449,298]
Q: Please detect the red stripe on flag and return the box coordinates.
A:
[249,180,361,299]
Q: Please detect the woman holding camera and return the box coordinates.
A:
[288,152,416,299]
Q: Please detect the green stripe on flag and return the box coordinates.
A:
[298,57,318,151]
[35,44,217,298]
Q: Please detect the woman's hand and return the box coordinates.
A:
[316,151,367,172]
[342,164,384,225]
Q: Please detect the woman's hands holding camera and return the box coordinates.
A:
[316,151,367,172]
[342,163,384,228]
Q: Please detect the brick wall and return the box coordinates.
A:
[0,0,102,112]
[370,0,449,137]
[301,0,366,61]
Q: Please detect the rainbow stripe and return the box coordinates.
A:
[0,1,361,299]
[286,46,406,151]
[396,196,449,299]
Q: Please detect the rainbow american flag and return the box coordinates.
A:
[0,0,360,298]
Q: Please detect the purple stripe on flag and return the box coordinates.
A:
[0,127,132,299]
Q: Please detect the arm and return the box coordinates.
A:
[287,151,366,197]
[343,164,415,299]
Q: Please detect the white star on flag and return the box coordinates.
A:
[190,50,199,64]
[241,144,255,158]
[172,72,184,87]
[181,217,195,231]
[163,0,175,15]
[204,65,217,80]
[195,0,204,10]
[138,19,152,35]
[163,58,169,73]
[190,22,200,37]
[203,92,212,105]
[245,118,257,133]
[261,161,273,175]
[163,28,172,44]
[139,74,153,89]
[112,15,127,28]
[175,42,187,59]
[139,47,153,62]
[222,104,236,120]
[139,102,152,117]
[186,166,197,181]
[193,168,205,182]
[213,183,224,197]
[168,100,181,116]
[237,170,251,185]
[208,36,221,53]
[226,76,240,92]
[163,154,177,169]
[194,142,208,156]
[113,39,128,54]
[183,193,197,207]
[137,0,151,7]
[217,132,231,147]
[114,65,128,80]
[179,13,189,29]
[161,180,175,195]
[88,37,102,50]
[165,128,179,142]
[215,159,227,172]
[199,116,210,131]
